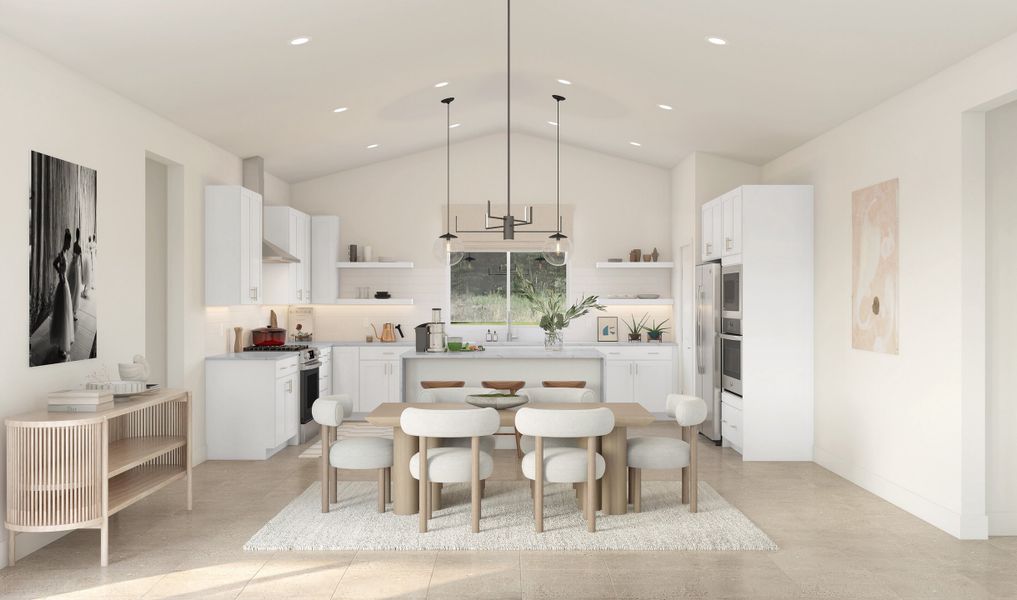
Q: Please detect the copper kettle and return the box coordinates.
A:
[372,322,403,343]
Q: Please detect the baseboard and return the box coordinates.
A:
[813,446,987,540]
[0,530,70,570]
[989,511,1017,536]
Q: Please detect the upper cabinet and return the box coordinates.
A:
[263,206,312,304]
[311,216,341,304]
[701,188,743,262]
[205,185,263,305]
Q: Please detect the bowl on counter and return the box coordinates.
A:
[466,394,528,410]
[636,293,661,299]
[447,336,464,351]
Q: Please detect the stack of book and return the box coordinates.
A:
[48,389,115,413]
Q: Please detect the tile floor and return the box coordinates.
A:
[2,422,1015,599]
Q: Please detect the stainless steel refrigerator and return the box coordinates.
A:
[696,263,722,443]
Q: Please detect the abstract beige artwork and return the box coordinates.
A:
[852,178,899,354]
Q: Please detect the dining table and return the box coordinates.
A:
[365,402,656,516]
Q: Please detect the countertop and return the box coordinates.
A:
[206,351,301,361]
[403,347,606,360]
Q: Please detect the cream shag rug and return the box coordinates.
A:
[244,481,776,552]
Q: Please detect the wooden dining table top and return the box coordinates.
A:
[365,402,656,428]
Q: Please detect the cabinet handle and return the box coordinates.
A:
[250,287,257,299]
[725,238,733,250]
[285,381,293,392]
[706,242,712,252]
[297,290,303,300]
[635,363,639,375]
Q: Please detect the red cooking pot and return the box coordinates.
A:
[251,310,287,346]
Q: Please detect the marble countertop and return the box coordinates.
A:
[206,351,300,361]
[403,347,606,360]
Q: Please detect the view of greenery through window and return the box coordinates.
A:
[451,252,566,325]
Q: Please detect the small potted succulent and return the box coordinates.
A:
[645,318,670,342]
[624,313,648,342]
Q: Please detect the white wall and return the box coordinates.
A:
[986,100,1017,535]
[145,158,168,384]
[292,133,675,342]
[0,32,290,561]
[762,31,1017,539]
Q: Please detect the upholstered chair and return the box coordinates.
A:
[515,387,597,454]
[515,406,615,533]
[626,394,708,512]
[400,407,501,533]
[415,387,498,455]
[312,394,393,514]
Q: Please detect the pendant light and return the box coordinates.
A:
[433,96,464,267]
[542,94,570,266]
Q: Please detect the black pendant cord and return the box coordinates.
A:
[441,97,455,239]
[506,0,511,221]
[552,94,566,238]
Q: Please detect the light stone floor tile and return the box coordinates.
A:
[1,426,1012,600]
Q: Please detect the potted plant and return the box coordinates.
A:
[517,279,604,351]
[624,313,648,342]
[645,318,670,342]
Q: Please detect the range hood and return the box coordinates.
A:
[242,156,300,264]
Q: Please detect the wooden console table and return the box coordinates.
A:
[5,389,191,566]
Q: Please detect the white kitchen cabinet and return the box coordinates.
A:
[721,189,743,257]
[598,347,675,412]
[205,185,263,305]
[358,347,410,412]
[721,392,743,454]
[318,347,332,396]
[311,216,341,304]
[205,355,299,459]
[332,347,359,406]
[701,198,723,261]
[263,206,312,305]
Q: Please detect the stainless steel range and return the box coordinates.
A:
[243,344,321,443]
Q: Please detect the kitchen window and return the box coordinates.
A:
[450,252,566,326]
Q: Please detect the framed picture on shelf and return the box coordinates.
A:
[597,316,619,342]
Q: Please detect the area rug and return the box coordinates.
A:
[244,480,776,551]
[298,422,392,459]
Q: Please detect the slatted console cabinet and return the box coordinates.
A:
[5,389,192,567]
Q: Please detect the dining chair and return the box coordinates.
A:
[626,394,708,513]
[541,380,587,388]
[515,406,615,533]
[415,387,498,455]
[401,407,501,533]
[312,394,393,514]
[420,380,465,389]
[515,387,597,454]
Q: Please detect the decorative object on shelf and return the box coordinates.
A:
[453,0,566,242]
[349,244,358,262]
[118,355,150,382]
[643,254,652,262]
[374,291,391,299]
[629,249,641,262]
[517,278,604,351]
[608,258,623,262]
[29,151,98,367]
[363,245,373,262]
[624,313,649,342]
[466,393,528,410]
[852,178,899,354]
[636,293,660,299]
[433,97,464,266]
[233,327,243,353]
[597,316,619,342]
[652,247,660,262]
[646,318,671,342]
[542,94,570,266]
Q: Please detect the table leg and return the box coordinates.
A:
[600,427,628,515]
[392,427,419,515]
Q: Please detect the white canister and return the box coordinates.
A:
[363,245,373,262]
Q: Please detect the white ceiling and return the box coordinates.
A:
[3,0,1017,182]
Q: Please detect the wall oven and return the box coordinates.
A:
[720,333,742,395]
[721,264,742,335]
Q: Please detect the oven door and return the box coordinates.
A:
[299,362,320,424]
[721,264,742,323]
[720,334,742,396]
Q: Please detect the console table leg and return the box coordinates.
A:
[8,531,15,567]
[100,520,108,567]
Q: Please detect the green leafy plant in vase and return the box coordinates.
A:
[517,279,605,351]
[645,318,670,342]
[624,313,649,342]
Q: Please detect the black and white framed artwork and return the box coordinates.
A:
[29,151,98,367]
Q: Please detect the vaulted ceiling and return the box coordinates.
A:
[3,0,1017,181]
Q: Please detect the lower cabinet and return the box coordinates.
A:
[721,391,743,454]
[331,347,359,406]
[598,347,676,413]
[206,355,300,460]
[357,347,410,412]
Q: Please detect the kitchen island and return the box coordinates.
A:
[401,347,605,402]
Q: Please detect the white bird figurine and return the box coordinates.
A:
[118,355,150,382]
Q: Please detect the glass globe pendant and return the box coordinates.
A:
[542,232,570,267]
[433,233,464,267]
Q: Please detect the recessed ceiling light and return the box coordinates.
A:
[333,107,348,113]
[290,36,311,46]
[658,104,673,111]
[629,141,642,147]
[366,144,380,149]
[434,81,450,88]
[557,79,572,85]
[705,36,727,46]
[547,121,558,126]
[449,123,461,129]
